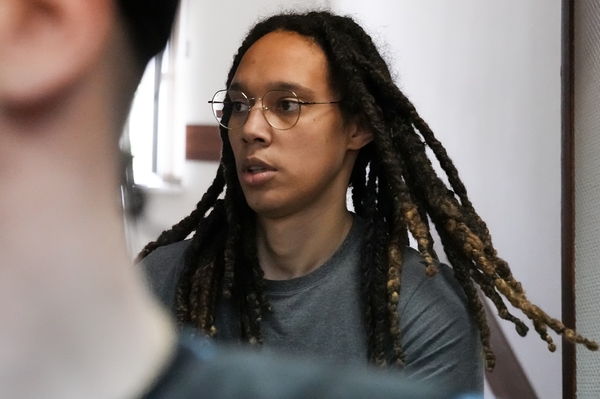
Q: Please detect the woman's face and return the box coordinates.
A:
[228,30,370,220]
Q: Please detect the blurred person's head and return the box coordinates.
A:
[117,0,179,67]
[0,0,178,122]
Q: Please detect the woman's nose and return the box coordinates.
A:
[239,101,272,144]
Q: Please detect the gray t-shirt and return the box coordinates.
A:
[142,218,483,395]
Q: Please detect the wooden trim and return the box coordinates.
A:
[561,0,576,397]
[186,125,222,161]
[483,299,539,399]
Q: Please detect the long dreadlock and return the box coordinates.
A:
[136,10,598,370]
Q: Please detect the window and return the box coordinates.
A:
[122,4,185,189]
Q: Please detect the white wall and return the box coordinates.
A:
[134,1,563,398]
[327,1,562,398]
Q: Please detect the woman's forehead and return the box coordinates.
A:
[231,31,332,97]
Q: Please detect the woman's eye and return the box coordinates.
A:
[231,101,249,113]
[277,99,300,112]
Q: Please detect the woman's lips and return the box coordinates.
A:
[240,161,276,186]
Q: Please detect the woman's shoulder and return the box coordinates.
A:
[400,247,468,311]
[399,247,483,393]
[140,240,191,309]
[143,240,190,267]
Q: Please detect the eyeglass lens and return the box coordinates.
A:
[210,90,302,130]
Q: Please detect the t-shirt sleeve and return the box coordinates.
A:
[398,250,484,395]
[140,240,190,310]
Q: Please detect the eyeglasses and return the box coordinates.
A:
[208,89,341,130]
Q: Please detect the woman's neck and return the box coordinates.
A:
[256,205,354,280]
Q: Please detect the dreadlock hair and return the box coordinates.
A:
[137,10,598,369]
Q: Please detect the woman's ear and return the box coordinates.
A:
[347,119,374,150]
[0,0,115,106]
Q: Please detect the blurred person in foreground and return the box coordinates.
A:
[0,0,480,398]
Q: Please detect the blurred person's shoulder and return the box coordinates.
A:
[142,332,479,399]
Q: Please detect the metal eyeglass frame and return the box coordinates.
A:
[208,89,341,130]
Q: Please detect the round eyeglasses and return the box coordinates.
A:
[208,89,341,130]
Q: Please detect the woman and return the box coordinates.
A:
[139,10,596,395]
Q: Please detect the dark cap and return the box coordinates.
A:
[117,0,180,65]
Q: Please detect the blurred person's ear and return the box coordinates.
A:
[0,0,115,106]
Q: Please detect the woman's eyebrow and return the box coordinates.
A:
[270,82,315,95]
[229,82,244,91]
[228,81,316,96]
